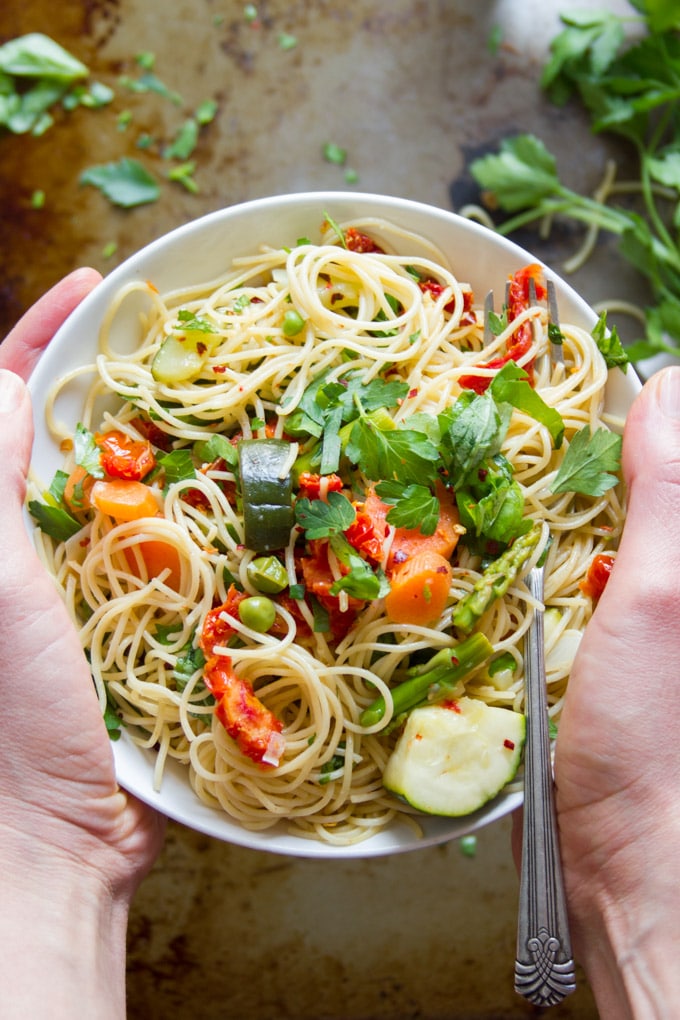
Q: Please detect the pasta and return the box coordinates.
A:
[29,215,626,846]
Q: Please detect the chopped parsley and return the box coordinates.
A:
[551,425,622,496]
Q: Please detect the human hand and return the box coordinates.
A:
[554,366,680,1018]
[0,271,165,1018]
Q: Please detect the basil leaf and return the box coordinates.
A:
[490,361,565,448]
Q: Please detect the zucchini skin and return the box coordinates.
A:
[238,439,295,553]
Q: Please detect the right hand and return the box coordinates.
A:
[555,365,680,1017]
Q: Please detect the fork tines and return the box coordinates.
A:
[484,276,565,371]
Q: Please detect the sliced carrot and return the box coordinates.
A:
[123,540,183,589]
[138,540,182,589]
[384,550,453,627]
[91,479,160,521]
[63,464,95,513]
[362,482,462,567]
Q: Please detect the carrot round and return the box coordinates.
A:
[91,479,160,521]
[136,539,183,590]
[63,464,94,513]
[384,550,453,626]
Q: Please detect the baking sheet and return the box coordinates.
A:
[1,1,640,1015]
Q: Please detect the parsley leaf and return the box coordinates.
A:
[176,309,217,334]
[471,134,564,212]
[469,6,680,363]
[294,493,387,600]
[193,433,238,467]
[375,480,440,535]
[345,418,439,485]
[551,426,622,496]
[174,643,207,691]
[295,490,356,538]
[28,499,82,541]
[591,312,629,371]
[80,157,161,208]
[157,448,196,486]
[74,423,104,478]
[0,32,88,82]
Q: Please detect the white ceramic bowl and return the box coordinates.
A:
[27,192,641,858]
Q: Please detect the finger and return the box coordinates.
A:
[0,268,102,381]
[0,370,33,501]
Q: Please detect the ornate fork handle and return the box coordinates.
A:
[515,565,576,1007]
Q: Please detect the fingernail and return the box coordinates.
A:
[0,369,26,414]
[658,366,680,420]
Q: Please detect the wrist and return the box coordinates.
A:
[566,804,680,1019]
[0,831,132,1020]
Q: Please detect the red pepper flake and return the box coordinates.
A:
[212,365,227,374]
[408,387,418,398]
[441,699,462,713]
[503,738,515,750]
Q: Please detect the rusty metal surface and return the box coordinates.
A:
[1,1,637,1015]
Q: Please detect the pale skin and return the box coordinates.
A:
[1,272,679,1017]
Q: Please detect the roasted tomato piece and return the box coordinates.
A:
[297,472,343,501]
[344,226,384,253]
[204,654,284,766]
[579,553,615,601]
[200,585,249,655]
[96,430,156,481]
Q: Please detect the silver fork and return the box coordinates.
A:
[485,280,575,1005]
[514,563,576,1006]
[517,278,575,1004]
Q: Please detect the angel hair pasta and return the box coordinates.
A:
[28,215,627,846]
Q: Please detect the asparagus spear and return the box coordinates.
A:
[452,523,541,634]
[359,631,493,728]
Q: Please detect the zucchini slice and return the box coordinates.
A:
[383,697,525,816]
[238,439,295,553]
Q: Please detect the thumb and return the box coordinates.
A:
[554,366,680,824]
[560,366,680,781]
[614,365,680,607]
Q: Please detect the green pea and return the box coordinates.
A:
[282,309,305,336]
[238,595,276,633]
[246,555,288,594]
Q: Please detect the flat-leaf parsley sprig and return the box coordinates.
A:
[471,2,680,362]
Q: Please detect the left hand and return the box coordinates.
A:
[0,269,165,901]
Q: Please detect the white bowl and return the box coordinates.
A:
[27,192,642,858]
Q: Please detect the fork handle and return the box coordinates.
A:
[514,567,576,1006]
